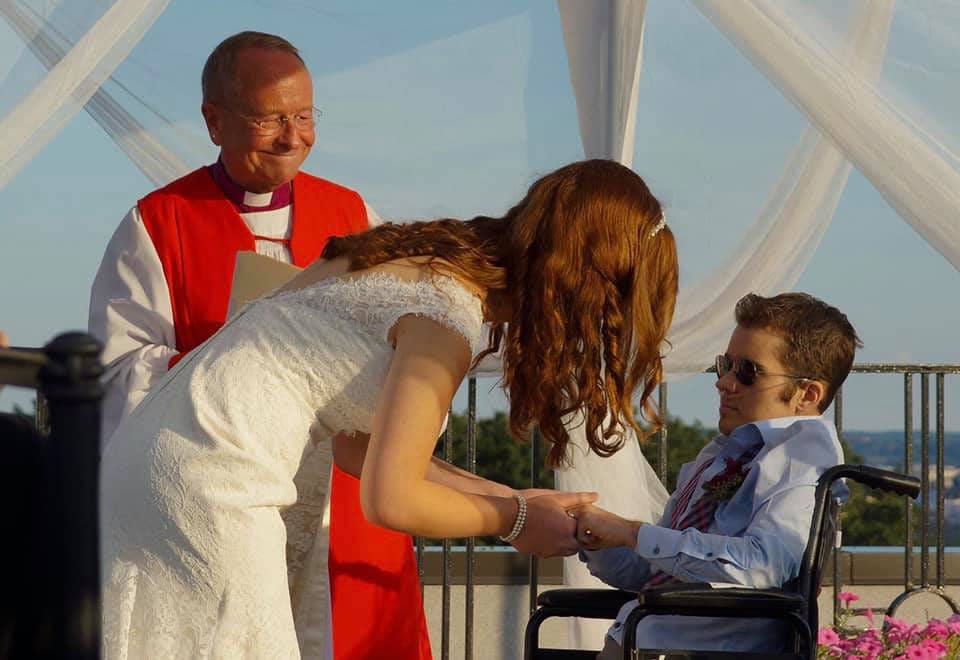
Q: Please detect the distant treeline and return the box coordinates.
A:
[843,430,960,470]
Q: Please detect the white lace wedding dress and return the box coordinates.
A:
[100,272,485,659]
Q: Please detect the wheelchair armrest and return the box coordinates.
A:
[536,588,636,618]
[825,464,921,499]
[637,584,805,616]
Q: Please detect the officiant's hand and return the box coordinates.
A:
[511,491,598,558]
[570,504,643,551]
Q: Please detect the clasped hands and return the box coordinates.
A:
[568,504,644,552]
[509,489,643,558]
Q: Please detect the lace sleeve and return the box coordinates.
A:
[382,275,486,357]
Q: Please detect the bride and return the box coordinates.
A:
[100,158,679,659]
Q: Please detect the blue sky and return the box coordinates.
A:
[2,0,959,430]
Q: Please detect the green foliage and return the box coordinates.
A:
[838,436,917,546]
[639,416,716,492]
[435,411,554,490]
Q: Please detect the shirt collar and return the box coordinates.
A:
[727,415,826,450]
[209,159,293,213]
[750,415,822,435]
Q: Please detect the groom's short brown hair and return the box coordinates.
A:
[735,292,862,412]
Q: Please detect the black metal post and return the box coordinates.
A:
[529,427,540,615]
[441,414,453,660]
[936,374,945,589]
[40,332,103,660]
[657,383,668,483]
[417,535,425,603]
[904,373,914,589]
[833,386,843,626]
[921,374,930,586]
[465,378,477,660]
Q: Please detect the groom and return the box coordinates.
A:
[572,292,860,656]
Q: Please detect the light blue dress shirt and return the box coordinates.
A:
[581,415,845,653]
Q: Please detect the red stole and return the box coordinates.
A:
[138,166,368,364]
[138,166,433,659]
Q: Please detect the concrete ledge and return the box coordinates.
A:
[419,547,564,585]
[847,549,960,585]
[418,547,960,586]
[422,584,960,660]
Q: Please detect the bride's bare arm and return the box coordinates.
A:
[333,431,544,499]
[425,459,515,497]
[360,314,593,555]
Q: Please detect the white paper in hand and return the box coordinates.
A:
[229,251,303,318]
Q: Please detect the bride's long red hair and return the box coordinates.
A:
[322,159,678,466]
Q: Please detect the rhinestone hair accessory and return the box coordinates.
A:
[650,211,667,237]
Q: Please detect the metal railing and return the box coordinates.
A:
[17,360,959,656]
[841,365,960,623]
[417,364,960,658]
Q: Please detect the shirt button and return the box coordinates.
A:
[653,546,660,555]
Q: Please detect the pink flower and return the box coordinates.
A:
[838,591,861,607]
[834,638,853,653]
[885,616,916,643]
[818,614,960,658]
[948,613,960,635]
[920,639,948,655]
[856,637,883,651]
[922,619,949,640]
[903,644,928,659]
[818,627,841,646]
[851,650,879,660]
[863,607,876,628]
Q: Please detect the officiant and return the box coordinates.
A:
[89,31,432,659]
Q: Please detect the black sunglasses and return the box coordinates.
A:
[715,354,812,387]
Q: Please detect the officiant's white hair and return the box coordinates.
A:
[202,31,305,104]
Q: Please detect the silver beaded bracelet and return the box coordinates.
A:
[499,494,527,543]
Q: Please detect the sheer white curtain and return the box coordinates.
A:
[0,0,170,190]
[559,0,647,166]
[1,0,192,187]
[694,0,960,271]
[0,0,54,83]
[666,0,894,374]
[555,0,669,650]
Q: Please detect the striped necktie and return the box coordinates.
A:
[644,437,764,588]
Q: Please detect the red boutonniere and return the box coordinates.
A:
[702,456,750,502]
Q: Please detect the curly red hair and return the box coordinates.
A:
[323,159,678,466]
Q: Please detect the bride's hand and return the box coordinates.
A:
[510,491,598,558]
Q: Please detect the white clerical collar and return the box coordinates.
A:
[243,190,275,207]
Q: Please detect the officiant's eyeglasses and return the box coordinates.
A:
[715,354,812,387]
[231,107,322,135]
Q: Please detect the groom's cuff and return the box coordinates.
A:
[634,524,683,564]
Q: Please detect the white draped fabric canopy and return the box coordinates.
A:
[3,0,960,650]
